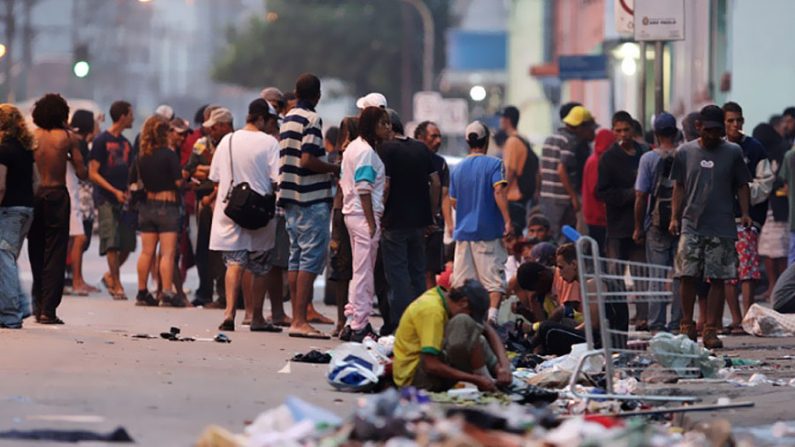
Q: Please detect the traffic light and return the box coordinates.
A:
[73,44,90,78]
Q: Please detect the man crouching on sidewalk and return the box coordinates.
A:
[392,279,512,392]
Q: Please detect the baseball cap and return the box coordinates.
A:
[202,107,233,128]
[465,120,488,142]
[699,105,725,130]
[248,98,278,118]
[559,102,582,120]
[356,92,387,110]
[260,87,285,108]
[562,106,594,127]
[169,117,189,134]
[155,104,174,120]
[653,112,677,134]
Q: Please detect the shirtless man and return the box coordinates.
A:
[499,106,540,238]
[28,93,87,324]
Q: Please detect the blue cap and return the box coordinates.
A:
[653,112,677,134]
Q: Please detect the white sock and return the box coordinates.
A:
[488,307,498,322]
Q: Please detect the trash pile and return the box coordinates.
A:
[195,388,752,447]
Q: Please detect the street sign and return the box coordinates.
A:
[413,91,443,123]
[615,0,634,36]
[634,0,685,41]
[558,55,609,81]
[439,98,469,135]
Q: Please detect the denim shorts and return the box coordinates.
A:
[222,249,273,277]
[138,200,180,233]
[284,202,330,275]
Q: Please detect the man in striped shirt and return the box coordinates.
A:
[539,105,595,242]
[279,73,340,339]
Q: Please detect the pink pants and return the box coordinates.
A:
[343,214,381,330]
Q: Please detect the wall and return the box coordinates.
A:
[506,0,551,144]
[727,0,795,127]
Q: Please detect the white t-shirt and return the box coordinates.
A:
[209,129,279,252]
[340,137,386,216]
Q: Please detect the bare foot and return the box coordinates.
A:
[332,323,345,337]
[307,311,334,325]
[269,314,292,327]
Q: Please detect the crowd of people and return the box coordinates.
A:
[4,72,795,393]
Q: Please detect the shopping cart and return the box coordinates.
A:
[566,236,699,402]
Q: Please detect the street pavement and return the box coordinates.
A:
[3,238,795,445]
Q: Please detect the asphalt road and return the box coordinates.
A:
[3,238,795,445]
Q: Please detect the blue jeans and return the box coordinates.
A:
[284,202,330,275]
[645,226,682,331]
[0,207,33,328]
[381,227,426,333]
[789,232,795,266]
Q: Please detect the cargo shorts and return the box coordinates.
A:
[674,233,738,280]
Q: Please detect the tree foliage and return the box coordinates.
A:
[212,0,449,110]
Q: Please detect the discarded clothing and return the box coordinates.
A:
[292,350,331,364]
[0,427,134,443]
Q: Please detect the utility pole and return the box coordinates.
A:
[17,0,35,101]
[401,0,434,92]
[2,0,15,102]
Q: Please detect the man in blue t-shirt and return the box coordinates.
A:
[450,121,511,324]
[89,100,136,300]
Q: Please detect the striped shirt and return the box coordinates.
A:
[539,127,578,202]
[278,101,333,206]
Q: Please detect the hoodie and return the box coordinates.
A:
[582,129,615,227]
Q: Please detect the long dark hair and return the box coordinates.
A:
[336,116,359,153]
[359,106,387,147]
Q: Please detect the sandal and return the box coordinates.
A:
[250,322,282,333]
[218,319,235,332]
[721,323,747,336]
[288,329,330,340]
[111,291,128,301]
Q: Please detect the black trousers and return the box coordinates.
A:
[195,203,225,302]
[28,186,70,319]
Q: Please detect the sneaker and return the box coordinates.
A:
[702,327,723,350]
[350,323,378,343]
[339,325,353,342]
[160,292,185,308]
[135,290,158,307]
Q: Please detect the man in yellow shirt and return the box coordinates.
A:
[392,279,512,391]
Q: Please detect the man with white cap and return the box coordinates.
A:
[356,92,388,110]
[184,107,234,308]
[449,121,511,325]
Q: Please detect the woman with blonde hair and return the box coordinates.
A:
[0,103,39,328]
[129,115,184,307]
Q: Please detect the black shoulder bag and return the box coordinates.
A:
[222,132,276,230]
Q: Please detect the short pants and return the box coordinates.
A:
[138,200,180,233]
[98,202,137,255]
[729,226,761,284]
[222,249,273,277]
[452,239,507,294]
[674,233,738,280]
[284,202,330,275]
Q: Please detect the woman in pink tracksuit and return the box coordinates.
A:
[339,106,391,341]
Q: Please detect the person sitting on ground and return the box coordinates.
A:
[526,214,553,243]
[772,262,795,314]
[393,279,513,392]
[527,243,629,356]
[510,262,560,324]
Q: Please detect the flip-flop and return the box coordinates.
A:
[111,291,128,301]
[288,330,331,340]
[250,323,283,333]
[271,319,292,327]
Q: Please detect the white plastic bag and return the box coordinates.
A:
[742,303,795,337]
[327,342,389,392]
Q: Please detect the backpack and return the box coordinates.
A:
[649,152,675,230]
[517,136,540,200]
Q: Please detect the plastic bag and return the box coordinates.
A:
[327,342,389,392]
[648,333,722,378]
[742,303,795,337]
[536,343,605,374]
